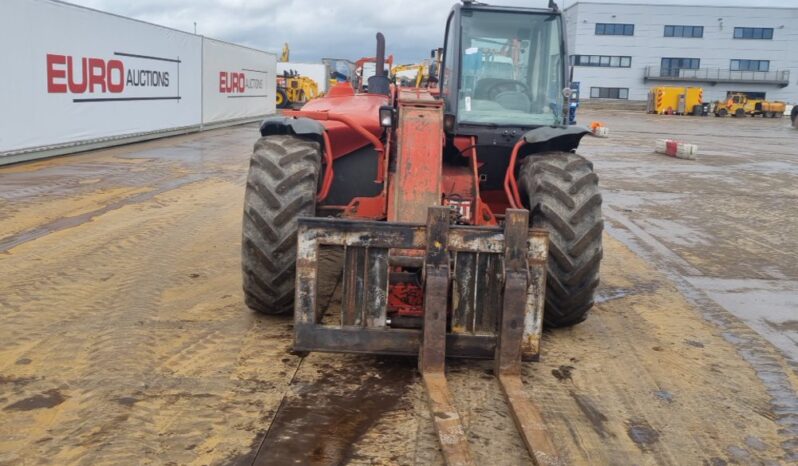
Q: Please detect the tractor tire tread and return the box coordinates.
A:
[242,135,320,315]
[519,151,603,328]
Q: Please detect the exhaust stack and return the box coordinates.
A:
[368,32,390,95]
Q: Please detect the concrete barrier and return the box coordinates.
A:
[655,139,698,160]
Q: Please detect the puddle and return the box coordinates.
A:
[636,217,712,247]
[552,365,574,382]
[3,389,66,411]
[686,276,798,363]
[626,420,659,448]
[250,357,414,466]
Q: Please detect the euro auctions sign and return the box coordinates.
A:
[46,52,182,102]
[219,71,265,95]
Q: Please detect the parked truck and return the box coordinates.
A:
[647,86,704,115]
[714,93,786,118]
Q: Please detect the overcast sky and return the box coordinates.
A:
[67,0,794,63]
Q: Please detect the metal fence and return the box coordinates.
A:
[643,66,790,86]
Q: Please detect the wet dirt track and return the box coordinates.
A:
[0,113,797,465]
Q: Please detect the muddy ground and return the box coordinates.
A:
[0,109,796,465]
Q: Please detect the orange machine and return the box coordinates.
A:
[241,2,603,463]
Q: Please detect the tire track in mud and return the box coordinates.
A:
[0,125,283,465]
[0,209,179,356]
[11,192,213,463]
[0,180,247,464]
[62,186,251,465]
[514,235,793,466]
[605,210,798,463]
[0,174,205,253]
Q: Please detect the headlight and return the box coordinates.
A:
[379,106,395,127]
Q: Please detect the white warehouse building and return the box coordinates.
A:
[563,2,798,103]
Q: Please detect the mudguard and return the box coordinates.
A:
[521,125,592,153]
[259,116,325,142]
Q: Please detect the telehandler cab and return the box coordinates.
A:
[242,1,602,463]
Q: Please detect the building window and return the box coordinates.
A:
[571,55,632,68]
[730,59,770,72]
[590,87,629,99]
[596,23,634,36]
[664,25,704,38]
[661,57,700,77]
[733,27,773,39]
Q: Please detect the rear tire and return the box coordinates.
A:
[242,135,321,314]
[519,152,603,328]
[735,108,745,118]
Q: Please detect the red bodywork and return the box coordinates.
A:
[284,85,505,225]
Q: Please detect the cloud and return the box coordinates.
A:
[66,0,795,63]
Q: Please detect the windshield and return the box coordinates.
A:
[457,10,564,126]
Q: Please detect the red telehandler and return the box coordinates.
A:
[242,2,601,463]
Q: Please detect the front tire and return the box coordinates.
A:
[276,88,289,109]
[519,152,603,328]
[242,135,320,314]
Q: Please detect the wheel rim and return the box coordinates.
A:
[276,92,284,106]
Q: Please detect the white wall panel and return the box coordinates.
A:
[202,38,276,124]
[0,0,202,154]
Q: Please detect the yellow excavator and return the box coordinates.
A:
[391,63,427,88]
